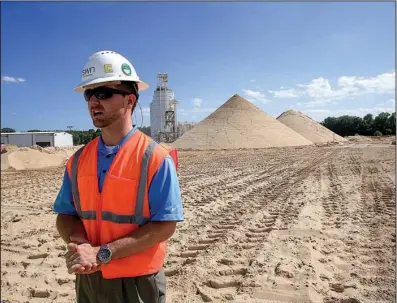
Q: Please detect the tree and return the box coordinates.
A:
[387,112,396,135]
[323,115,364,137]
[321,117,338,132]
[373,112,390,135]
[362,114,373,135]
[1,128,16,133]
[321,111,395,137]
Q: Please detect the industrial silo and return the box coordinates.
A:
[149,73,178,142]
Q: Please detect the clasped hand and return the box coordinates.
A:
[65,236,101,274]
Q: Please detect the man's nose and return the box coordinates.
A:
[88,96,101,104]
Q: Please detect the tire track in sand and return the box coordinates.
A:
[320,148,396,303]
[168,149,333,302]
[351,153,396,303]
[166,149,318,277]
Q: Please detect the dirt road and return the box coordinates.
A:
[1,144,395,303]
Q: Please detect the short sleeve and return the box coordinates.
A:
[53,168,78,216]
[148,156,184,222]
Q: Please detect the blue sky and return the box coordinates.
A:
[1,2,395,131]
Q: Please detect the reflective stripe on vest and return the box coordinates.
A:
[70,140,158,225]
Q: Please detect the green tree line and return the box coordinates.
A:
[320,112,396,137]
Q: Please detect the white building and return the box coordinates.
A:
[149,73,178,142]
[1,131,74,147]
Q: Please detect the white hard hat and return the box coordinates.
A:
[74,50,149,92]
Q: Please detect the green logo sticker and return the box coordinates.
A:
[121,63,132,76]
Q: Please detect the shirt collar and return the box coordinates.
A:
[98,125,138,156]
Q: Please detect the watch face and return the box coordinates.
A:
[99,246,111,263]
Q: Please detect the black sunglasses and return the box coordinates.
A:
[84,86,132,102]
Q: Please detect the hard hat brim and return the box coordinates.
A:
[74,76,149,92]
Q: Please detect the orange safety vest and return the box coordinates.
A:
[66,130,177,279]
[159,143,179,171]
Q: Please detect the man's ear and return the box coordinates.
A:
[127,94,136,106]
[128,94,138,116]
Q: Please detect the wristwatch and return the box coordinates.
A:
[97,244,112,264]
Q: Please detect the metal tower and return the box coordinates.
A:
[150,73,180,143]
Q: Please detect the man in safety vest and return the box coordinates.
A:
[53,50,184,303]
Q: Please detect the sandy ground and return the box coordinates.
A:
[1,141,395,303]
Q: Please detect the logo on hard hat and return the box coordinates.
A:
[104,64,113,73]
[121,63,132,76]
[82,67,95,78]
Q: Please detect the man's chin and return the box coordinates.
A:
[92,119,108,128]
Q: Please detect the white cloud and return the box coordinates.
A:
[269,71,395,107]
[250,79,255,83]
[356,107,395,115]
[299,78,336,99]
[2,76,26,83]
[377,98,395,107]
[302,100,331,107]
[192,98,203,107]
[242,89,263,99]
[242,89,269,104]
[268,88,302,99]
[337,72,395,94]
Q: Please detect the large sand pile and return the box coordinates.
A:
[172,94,314,150]
[3,145,82,171]
[277,110,347,144]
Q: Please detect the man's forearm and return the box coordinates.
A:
[107,221,176,259]
[56,214,87,244]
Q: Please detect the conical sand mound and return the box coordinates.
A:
[277,110,347,143]
[171,94,314,150]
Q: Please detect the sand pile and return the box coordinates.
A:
[172,94,314,150]
[1,144,18,153]
[277,110,347,144]
[3,145,82,171]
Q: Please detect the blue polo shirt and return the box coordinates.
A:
[53,127,184,222]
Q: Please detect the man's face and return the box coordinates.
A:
[85,84,135,128]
